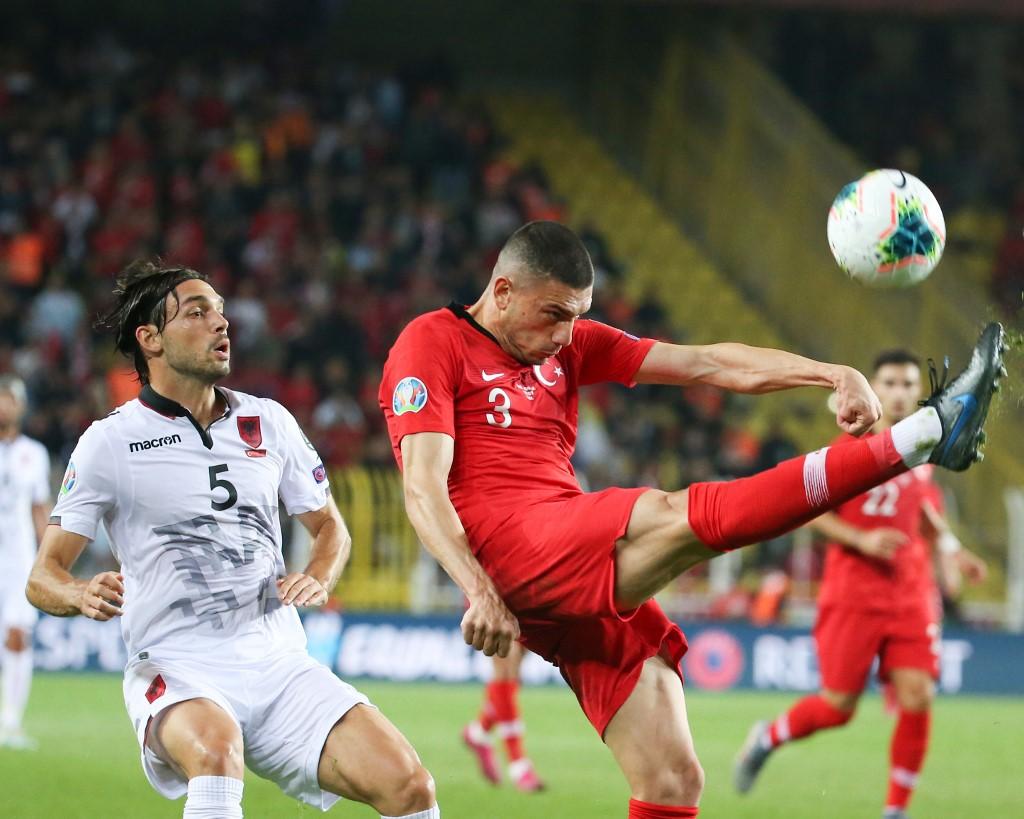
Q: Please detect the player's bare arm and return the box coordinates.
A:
[809,511,906,561]
[635,341,882,435]
[277,496,350,607]
[400,431,519,658]
[26,525,124,620]
[920,498,988,591]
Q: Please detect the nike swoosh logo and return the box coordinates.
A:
[895,170,908,188]
[481,371,504,381]
[939,393,977,459]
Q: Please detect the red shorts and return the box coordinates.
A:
[814,603,940,693]
[473,487,688,736]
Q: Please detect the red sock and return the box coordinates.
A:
[628,799,698,818]
[886,709,930,811]
[478,681,500,732]
[488,680,526,762]
[688,433,904,550]
[768,695,853,747]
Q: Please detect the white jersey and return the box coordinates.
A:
[0,433,50,573]
[51,386,330,661]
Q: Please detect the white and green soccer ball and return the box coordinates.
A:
[827,169,946,287]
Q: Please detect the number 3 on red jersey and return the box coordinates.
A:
[486,388,512,428]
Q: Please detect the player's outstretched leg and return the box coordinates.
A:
[734,691,857,794]
[614,323,1006,609]
[604,656,702,818]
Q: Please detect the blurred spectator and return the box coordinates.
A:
[0,32,779,500]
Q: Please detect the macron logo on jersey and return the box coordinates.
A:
[128,434,183,453]
[393,376,428,415]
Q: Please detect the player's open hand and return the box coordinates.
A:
[80,571,124,620]
[832,366,882,436]
[277,573,329,607]
[856,528,906,561]
[462,590,520,658]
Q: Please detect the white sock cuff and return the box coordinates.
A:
[890,766,920,789]
[381,806,440,819]
[772,715,790,745]
[465,720,492,744]
[495,719,524,739]
[187,775,244,802]
[508,758,534,779]
[891,407,942,467]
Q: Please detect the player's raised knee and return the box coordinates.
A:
[634,754,704,805]
[631,489,696,548]
[379,762,436,815]
[183,732,243,777]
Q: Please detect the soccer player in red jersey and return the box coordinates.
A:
[462,646,545,792]
[734,349,988,819]
[379,221,1004,818]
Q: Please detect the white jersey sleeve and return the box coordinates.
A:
[31,440,51,505]
[51,423,118,540]
[274,403,330,515]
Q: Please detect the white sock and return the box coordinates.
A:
[381,807,440,819]
[890,407,942,467]
[508,758,534,780]
[465,719,492,745]
[1,646,33,732]
[183,776,243,819]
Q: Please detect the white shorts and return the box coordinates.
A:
[123,649,370,810]
[0,560,37,631]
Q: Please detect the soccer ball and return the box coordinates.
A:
[826,169,946,287]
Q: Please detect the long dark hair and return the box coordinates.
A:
[96,259,208,385]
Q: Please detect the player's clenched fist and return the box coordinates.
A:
[832,366,882,436]
[80,571,125,620]
[462,591,520,658]
[277,573,330,607]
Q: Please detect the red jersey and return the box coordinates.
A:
[379,304,655,549]
[818,433,940,614]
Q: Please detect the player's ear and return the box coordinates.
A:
[493,275,513,310]
[136,324,163,356]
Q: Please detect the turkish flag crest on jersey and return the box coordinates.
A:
[237,416,262,448]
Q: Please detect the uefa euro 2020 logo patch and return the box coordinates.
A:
[393,376,428,415]
[60,462,77,495]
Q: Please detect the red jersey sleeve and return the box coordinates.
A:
[379,314,461,467]
[572,319,656,387]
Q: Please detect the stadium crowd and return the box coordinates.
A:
[0,37,774,499]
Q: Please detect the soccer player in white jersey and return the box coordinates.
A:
[0,375,50,749]
[27,261,439,819]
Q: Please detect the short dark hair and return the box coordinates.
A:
[97,259,208,385]
[501,221,594,289]
[872,348,921,373]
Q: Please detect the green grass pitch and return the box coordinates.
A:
[3,674,1023,817]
